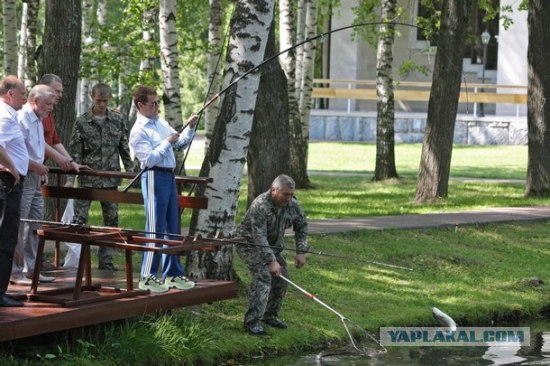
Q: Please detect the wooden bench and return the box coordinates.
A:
[29,168,215,307]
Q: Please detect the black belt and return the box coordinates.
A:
[147,166,174,173]
[0,171,25,178]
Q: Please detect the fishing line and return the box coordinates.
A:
[20,218,413,271]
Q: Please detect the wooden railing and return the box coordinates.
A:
[312,79,527,116]
[43,168,213,267]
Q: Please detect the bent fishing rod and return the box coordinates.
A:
[173,21,433,177]
[124,22,434,190]
[21,218,413,271]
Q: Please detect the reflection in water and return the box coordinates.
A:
[242,331,550,365]
[481,342,524,365]
[540,332,550,358]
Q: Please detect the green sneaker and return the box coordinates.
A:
[165,275,196,290]
[138,274,170,293]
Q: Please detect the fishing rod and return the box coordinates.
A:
[124,22,435,191]
[174,21,434,178]
[21,218,413,271]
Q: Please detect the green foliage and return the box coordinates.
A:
[397,59,431,77]
[79,0,212,110]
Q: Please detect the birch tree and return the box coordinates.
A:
[127,2,159,123]
[525,0,550,196]
[414,0,470,202]
[187,0,275,280]
[159,0,182,128]
[3,0,18,75]
[373,0,398,180]
[204,0,224,152]
[280,0,310,188]
[139,5,158,80]
[24,0,40,88]
[79,0,95,115]
[17,1,28,80]
[294,0,318,187]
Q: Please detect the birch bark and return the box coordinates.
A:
[188,0,275,280]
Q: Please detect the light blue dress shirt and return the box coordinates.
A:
[129,112,195,169]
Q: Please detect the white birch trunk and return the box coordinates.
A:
[159,0,183,128]
[374,0,398,180]
[187,0,275,279]
[17,2,28,80]
[131,6,157,122]
[24,0,40,88]
[279,0,295,84]
[78,0,95,115]
[294,0,307,99]
[139,7,157,77]
[3,0,18,75]
[204,0,224,152]
[298,0,318,129]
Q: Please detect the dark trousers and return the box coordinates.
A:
[0,172,24,294]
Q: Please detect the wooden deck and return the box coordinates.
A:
[0,268,237,342]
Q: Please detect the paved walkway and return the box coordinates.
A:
[307,206,550,234]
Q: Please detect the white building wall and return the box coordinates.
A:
[496,0,527,117]
[328,0,359,111]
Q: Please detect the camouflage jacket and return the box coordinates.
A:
[235,189,308,264]
[68,109,134,187]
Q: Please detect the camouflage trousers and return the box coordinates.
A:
[73,187,118,266]
[236,245,289,329]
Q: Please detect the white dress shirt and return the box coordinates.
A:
[0,101,29,175]
[129,112,195,169]
[17,103,45,164]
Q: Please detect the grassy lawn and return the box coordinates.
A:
[5,142,550,366]
[10,222,550,365]
[186,139,528,180]
[306,142,527,179]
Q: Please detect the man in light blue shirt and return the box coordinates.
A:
[129,85,198,293]
[10,85,57,285]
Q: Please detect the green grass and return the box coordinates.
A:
[186,139,528,180]
[5,142,549,366]
[10,222,550,365]
[307,142,528,179]
[104,174,541,228]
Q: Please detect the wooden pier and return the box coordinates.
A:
[0,268,237,342]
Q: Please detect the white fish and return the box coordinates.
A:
[432,307,457,333]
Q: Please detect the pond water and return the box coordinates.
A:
[242,330,550,365]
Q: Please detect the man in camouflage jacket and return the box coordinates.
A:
[67,83,134,270]
[235,174,308,336]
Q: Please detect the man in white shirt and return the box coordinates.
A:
[10,85,57,285]
[0,75,30,306]
[129,85,197,293]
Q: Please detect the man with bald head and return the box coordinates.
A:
[10,85,57,285]
[0,76,29,306]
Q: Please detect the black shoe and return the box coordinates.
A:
[264,318,287,329]
[98,263,118,271]
[245,325,269,337]
[0,294,24,307]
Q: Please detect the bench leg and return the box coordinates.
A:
[125,250,133,290]
[73,244,89,300]
[30,237,46,295]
